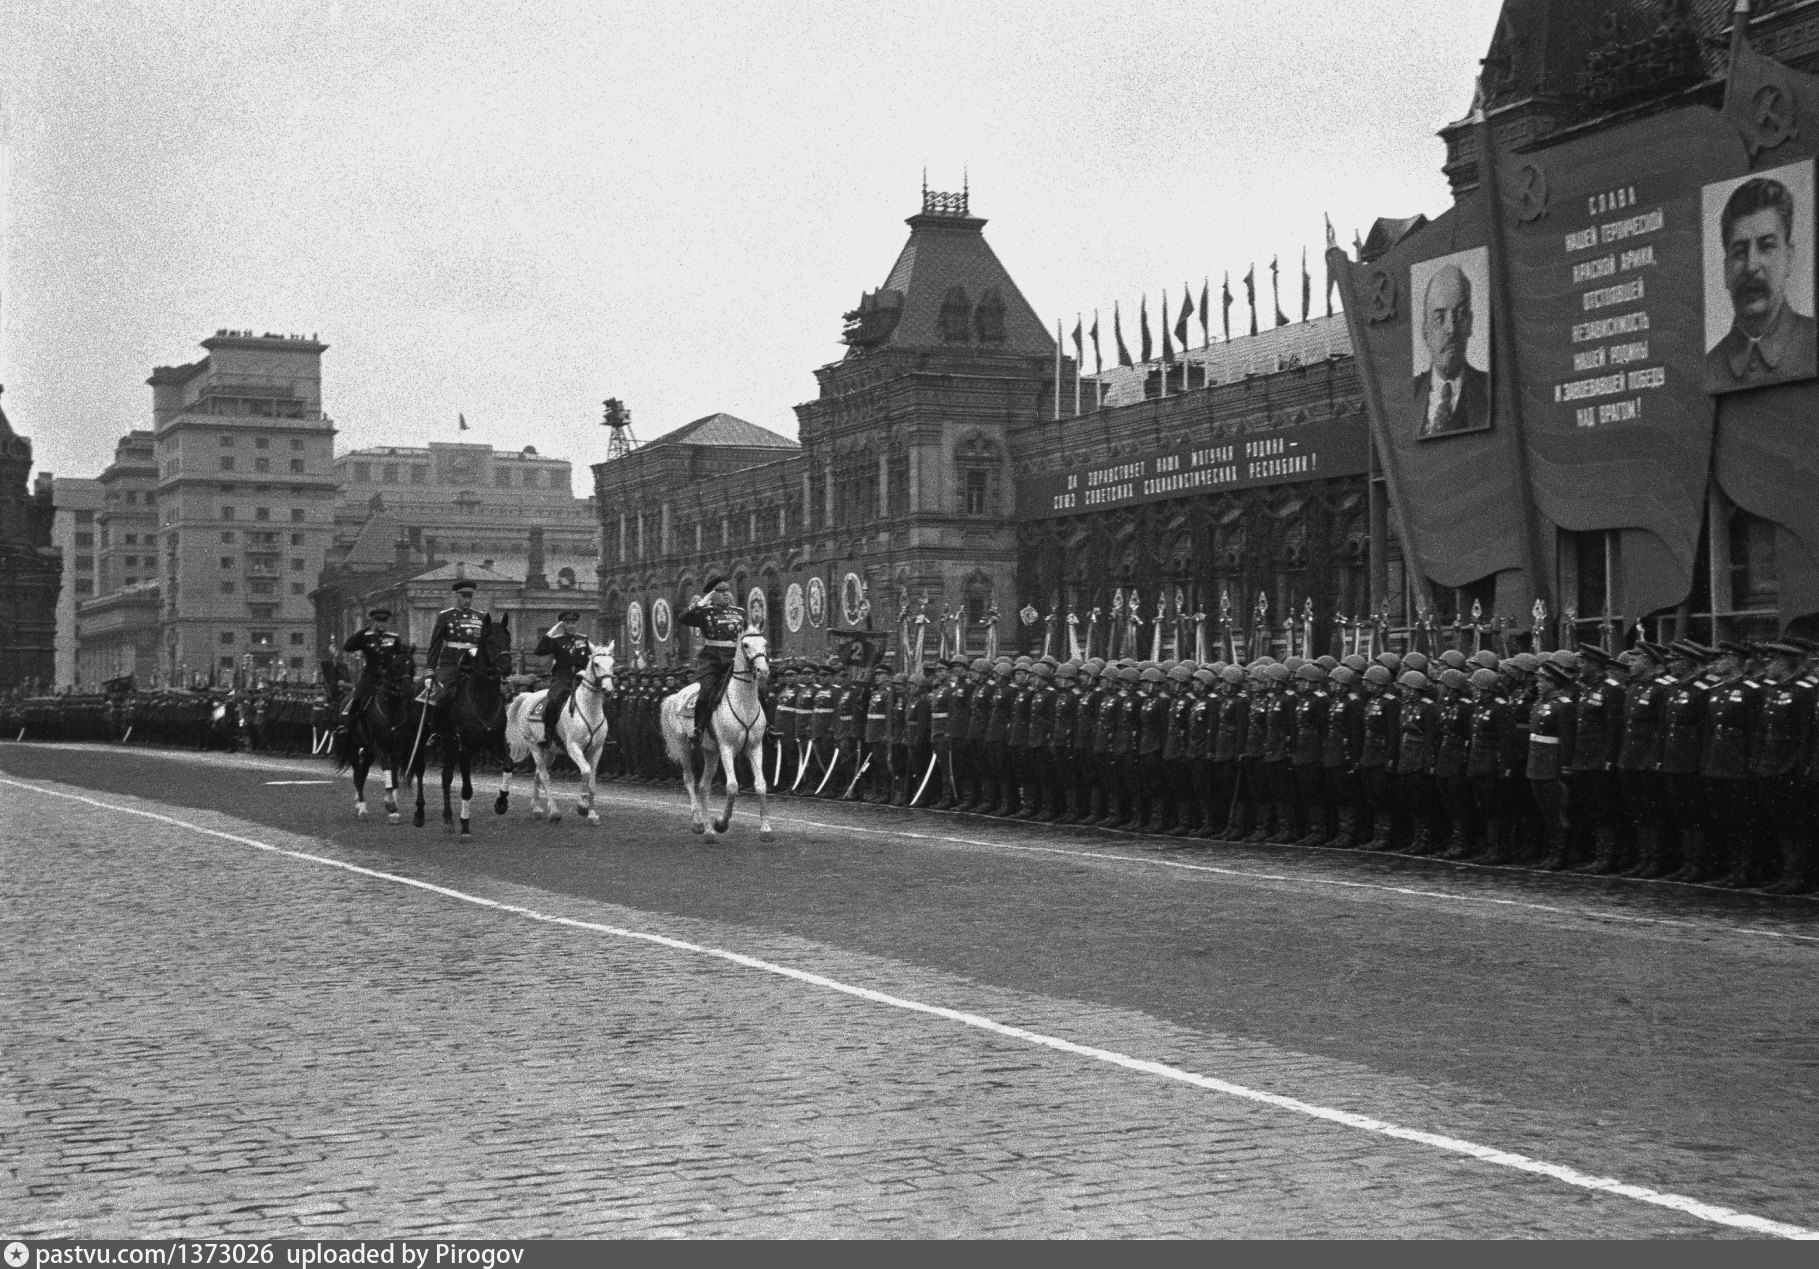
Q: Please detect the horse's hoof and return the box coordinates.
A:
[549,814,563,825]
[692,822,706,835]
[532,807,547,820]
[460,821,471,836]
[413,812,425,828]
[387,812,401,824]
[355,804,368,818]
[493,794,509,815]
[586,812,601,825]
[759,830,775,843]
[712,820,728,835]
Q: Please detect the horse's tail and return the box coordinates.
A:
[660,684,700,768]
[332,720,356,773]
[504,692,539,764]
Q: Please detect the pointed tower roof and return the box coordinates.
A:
[841,185,1053,357]
[646,412,798,450]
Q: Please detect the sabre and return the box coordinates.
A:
[790,739,812,791]
[404,693,433,782]
[911,751,940,806]
[121,724,134,744]
[842,751,874,800]
[815,743,844,795]
[771,735,784,786]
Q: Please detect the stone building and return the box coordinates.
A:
[593,188,1377,667]
[0,389,59,693]
[142,332,339,683]
[48,475,101,688]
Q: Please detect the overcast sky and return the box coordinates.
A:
[2,0,1503,492]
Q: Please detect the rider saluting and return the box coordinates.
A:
[681,575,746,747]
[424,579,491,703]
[536,608,592,748]
[336,605,404,739]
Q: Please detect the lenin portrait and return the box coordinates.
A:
[1702,160,1818,395]
[1409,246,1493,439]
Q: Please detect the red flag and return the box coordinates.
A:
[1300,247,1312,323]
[458,413,468,431]
[1090,310,1103,374]
[1160,293,1175,364]
[1113,303,1133,367]
[1242,267,1256,336]
[1222,273,1233,341]
[1199,278,1211,345]
[1175,284,1194,347]
[1139,295,1153,364]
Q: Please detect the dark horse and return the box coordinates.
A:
[332,642,416,822]
[399,614,511,835]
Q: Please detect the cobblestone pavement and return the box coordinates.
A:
[2,745,1818,1238]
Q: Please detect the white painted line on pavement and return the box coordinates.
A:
[265,780,332,785]
[3,773,1812,1241]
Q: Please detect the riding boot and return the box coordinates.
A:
[1265,802,1297,845]
[1406,824,1435,857]
[1081,786,1105,826]
[1243,803,1273,843]
[1766,839,1816,894]
[1054,785,1080,826]
[1169,802,1196,837]
[1477,820,1510,865]
[1437,831,1471,860]
[1014,785,1038,820]
[1716,834,1762,889]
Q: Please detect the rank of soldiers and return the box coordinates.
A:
[593,636,1819,894]
[9,633,1817,896]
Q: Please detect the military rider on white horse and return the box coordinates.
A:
[535,607,593,748]
[680,575,747,749]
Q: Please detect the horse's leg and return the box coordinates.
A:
[459,750,473,836]
[685,737,709,834]
[495,747,513,815]
[575,737,600,825]
[545,735,564,824]
[352,751,370,818]
[712,737,737,834]
[751,736,774,843]
[441,743,456,834]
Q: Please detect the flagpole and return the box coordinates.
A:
[1073,313,1082,417]
[1053,319,1062,421]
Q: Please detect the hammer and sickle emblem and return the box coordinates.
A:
[1514,162,1549,222]
[1749,84,1797,155]
[1365,269,1398,323]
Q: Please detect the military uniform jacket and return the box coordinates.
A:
[1322,689,1364,770]
[1395,695,1439,775]
[1526,694,1574,780]
[1187,695,1217,761]
[1359,693,1401,769]
[1291,689,1328,766]
[342,626,405,681]
[1656,676,1709,775]
[832,685,862,742]
[1163,693,1194,761]
[428,606,489,662]
[1137,693,1169,756]
[926,683,954,741]
[534,630,593,682]
[1241,694,1271,760]
[680,602,746,661]
[1071,685,1101,752]
[947,680,973,739]
[1568,677,1625,773]
[1261,692,1297,763]
[888,685,912,746]
[906,689,933,745]
[1027,684,1055,748]
[1616,676,1671,772]
[1465,697,1509,779]
[809,685,837,740]
[985,683,1015,746]
[1213,693,1250,762]
[1433,695,1471,779]
[862,689,891,744]
[1092,688,1121,754]
[1750,677,1811,778]
[968,683,997,744]
[774,683,801,740]
[1051,686,1081,751]
[1701,676,1761,780]
[1111,691,1140,757]
[1499,684,1534,776]
[1007,683,1033,747]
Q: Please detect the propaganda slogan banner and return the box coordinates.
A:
[1715,40,1819,622]
[1500,106,1748,618]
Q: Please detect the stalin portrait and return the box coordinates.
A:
[1703,166,1819,394]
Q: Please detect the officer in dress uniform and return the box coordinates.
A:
[1614,641,1673,878]
[1395,670,1443,855]
[679,576,748,747]
[1463,667,1511,862]
[1050,662,1084,825]
[1701,641,1761,886]
[1291,663,1331,845]
[1748,641,1811,891]
[1528,661,1577,869]
[535,609,593,748]
[337,606,405,740]
[1433,668,1475,857]
[1567,645,1628,873]
[426,580,492,702]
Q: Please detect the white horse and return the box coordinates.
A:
[496,641,616,825]
[660,630,773,840]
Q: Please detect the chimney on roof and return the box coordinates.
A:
[526,526,548,591]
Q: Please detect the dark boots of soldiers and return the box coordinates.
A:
[1574,826,1624,875]
[1266,802,1297,845]
[1406,823,1438,856]
[1242,803,1272,843]
[1083,786,1108,826]
[1717,835,1764,889]
[1014,785,1039,820]
[1169,802,1196,837]
[1328,808,1359,849]
[1054,785,1081,826]
[1765,839,1816,894]
[1437,830,1471,860]
[1478,820,1512,865]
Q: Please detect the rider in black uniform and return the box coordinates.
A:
[679,575,747,746]
[425,580,492,702]
[337,607,405,740]
[535,608,593,748]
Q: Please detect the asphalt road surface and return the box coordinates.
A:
[3,741,1818,1239]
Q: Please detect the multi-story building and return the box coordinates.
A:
[49,476,101,688]
[312,440,598,658]
[0,389,59,693]
[144,331,338,682]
